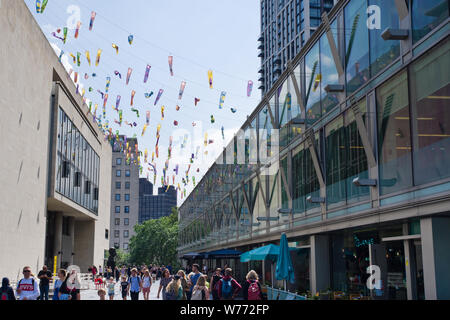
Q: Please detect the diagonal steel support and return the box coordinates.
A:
[279,161,292,203]
[305,130,325,189]
[322,12,344,77]
[265,97,277,129]
[350,99,377,168]
[241,182,252,215]
[256,167,268,210]
[287,61,306,117]
[394,0,409,20]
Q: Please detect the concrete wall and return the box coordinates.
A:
[0,0,111,279]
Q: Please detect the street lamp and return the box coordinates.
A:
[352,177,377,187]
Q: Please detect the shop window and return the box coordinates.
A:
[410,41,450,185]
[377,71,413,195]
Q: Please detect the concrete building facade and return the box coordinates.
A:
[139,179,177,223]
[0,0,112,280]
[109,137,140,252]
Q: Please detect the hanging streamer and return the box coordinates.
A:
[103,94,108,108]
[74,21,81,39]
[176,105,180,111]
[145,92,153,99]
[85,51,91,66]
[130,90,136,106]
[168,56,174,76]
[105,77,111,93]
[247,80,253,97]
[178,81,186,100]
[115,95,121,110]
[230,108,237,113]
[89,11,96,31]
[126,68,133,85]
[128,35,134,45]
[131,108,139,118]
[146,111,150,125]
[63,27,68,44]
[154,89,164,106]
[161,106,165,120]
[194,98,200,106]
[95,49,102,66]
[219,91,226,109]
[208,70,213,88]
[173,120,178,126]
[144,64,151,83]
[114,70,121,79]
[112,43,119,54]
[141,124,148,136]
[210,115,215,124]
[221,126,225,139]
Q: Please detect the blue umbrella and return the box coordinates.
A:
[275,233,295,285]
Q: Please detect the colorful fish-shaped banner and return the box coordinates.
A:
[85,51,91,66]
[144,64,151,83]
[178,81,186,100]
[115,95,121,110]
[124,68,133,85]
[146,111,150,125]
[128,35,134,45]
[145,92,153,99]
[173,120,178,126]
[103,94,108,108]
[210,115,215,123]
[63,27,68,44]
[89,11,96,31]
[77,52,81,67]
[131,108,139,118]
[176,105,180,111]
[40,0,48,13]
[247,80,253,97]
[112,43,119,54]
[230,108,237,113]
[96,49,102,66]
[168,56,174,76]
[208,70,213,89]
[142,124,148,136]
[161,106,165,120]
[219,92,226,109]
[52,32,64,42]
[36,0,41,13]
[105,77,111,93]
[154,89,163,106]
[194,98,200,106]
[130,90,136,106]
[74,21,81,39]
[313,74,321,92]
[114,70,121,79]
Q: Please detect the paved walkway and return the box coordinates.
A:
[81,279,162,300]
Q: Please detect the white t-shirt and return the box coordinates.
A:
[16,278,40,300]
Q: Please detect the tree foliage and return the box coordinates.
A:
[128,208,180,268]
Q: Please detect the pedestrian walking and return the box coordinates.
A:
[242,270,263,300]
[177,270,189,300]
[187,264,203,300]
[115,267,120,282]
[157,269,173,300]
[127,268,142,301]
[217,268,241,300]
[98,288,107,300]
[165,275,183,300]
[142,269,152,300]
[52,269,66,301]
[1,278,16,300]
[59,269,81,300]
[107,277,115,300]
[16,266,39,300]
[37,265,52,300]
[98,265,103,277]
[191,276,209,300]
[120,276,128,301]
[210,268,222,300]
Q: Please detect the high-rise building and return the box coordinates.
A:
[139,178,177,223]
[109,137,140,252]
[0,1,112,279]
[258,0,335,94]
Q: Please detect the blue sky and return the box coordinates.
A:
[26,0,261,204]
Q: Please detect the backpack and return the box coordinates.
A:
[1,289,9,301]
[165,289,177,300]
[191,287,205,300]
[247,280,261,300]
[221,279,233,299]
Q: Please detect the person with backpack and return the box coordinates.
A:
[127,268,142,301]
[187,264,203,300]
[217,268,241,300]
[16,266,40,300]
[165,275,183,300]
[210,268,222,300]
[191,275,209,300]
[1,278,16,300]
[242,270,263,300]
[52,269,66,301]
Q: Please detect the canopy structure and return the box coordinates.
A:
[239,244,297,262]
[203,249,242,259]
[181,252,205,260]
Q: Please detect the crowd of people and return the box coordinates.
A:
[1,263,266,301]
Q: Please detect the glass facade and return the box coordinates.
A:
[55,107,100,214]
[412,0,449,43]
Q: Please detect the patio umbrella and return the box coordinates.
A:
[275,233,295,290]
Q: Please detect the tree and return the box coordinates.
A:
[128,207,180,269]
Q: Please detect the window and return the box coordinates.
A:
[125,194,130,201]
[410,41,450,185]
[368,0,400,76]
[114,230,120,238]
[305,42,321,124]
[125,182,130,189]
[125,170,130,177]
[124,230,129,238]
[123,243,129,250]
[320,20,339,115]
[377,71,413,195]
[124,206,130,213]
[116,181,121,189]
[116,170,121,177]
[116,158,122,165]
[115,194,121,201]
[114,243,120,249]
[345,0,369,95]
[124,218,129,226]
[412,0,449,44]
[105,229,109,240]
[115,206,120,213]
[115,218,120,226]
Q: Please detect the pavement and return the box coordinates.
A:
[80,279,163,300]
